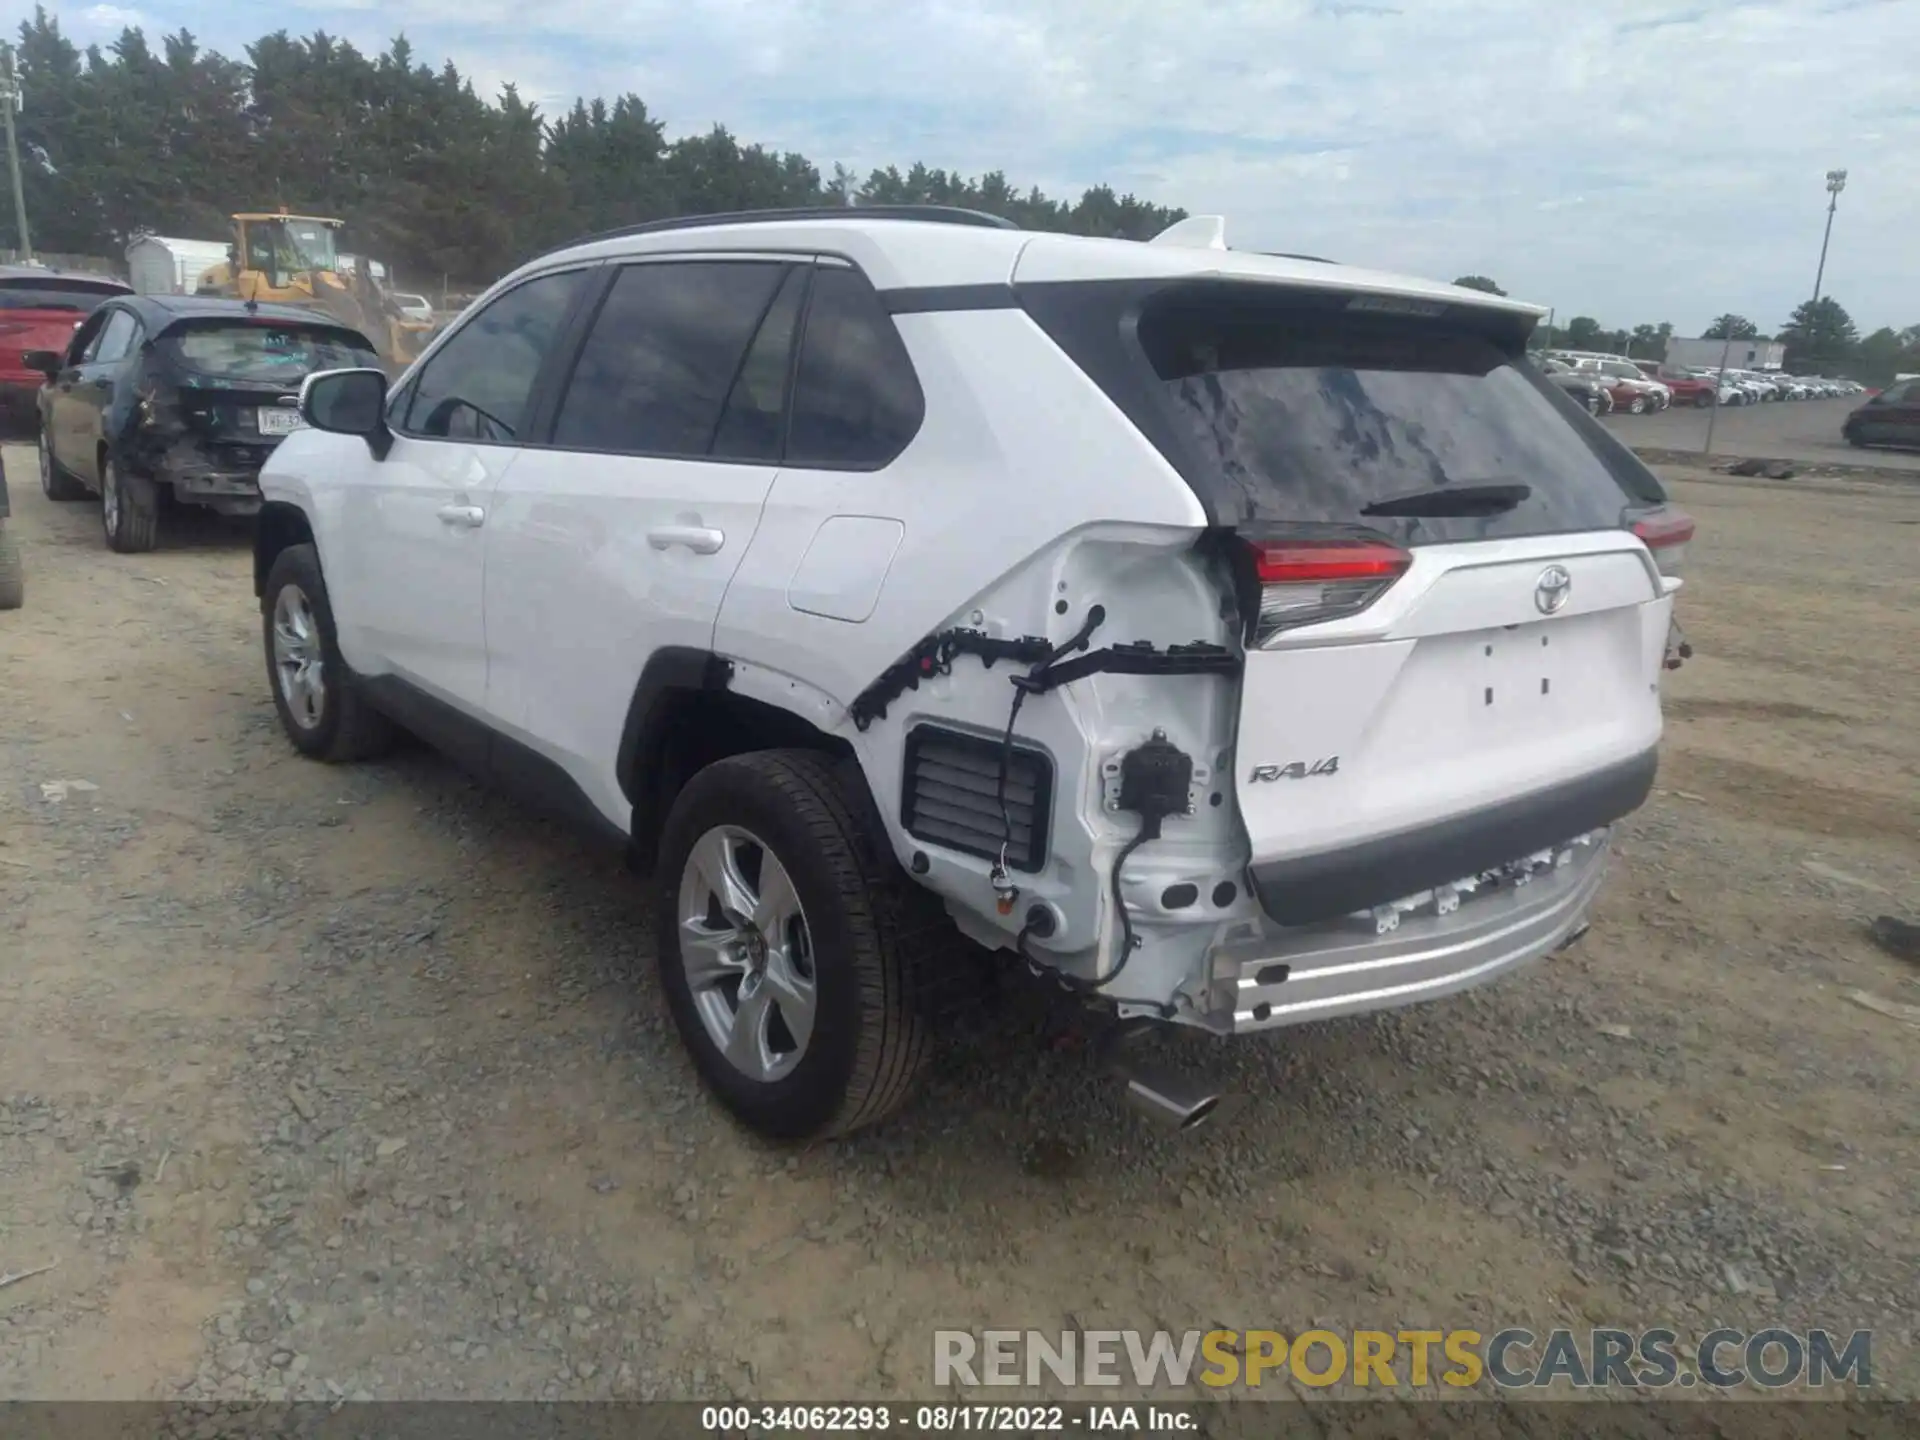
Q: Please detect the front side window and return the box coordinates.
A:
[404,268,587,443]
[92,311,140,365]
[551,260,790,458]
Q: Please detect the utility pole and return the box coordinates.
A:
[0,45,29,262]
[1702,334,1733,457]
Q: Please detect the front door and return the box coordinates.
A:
[325,265,595,721]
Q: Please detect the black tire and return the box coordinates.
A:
[100,454,159,553]
[655,749,935,1140]
[1696,393,1714,408]
[261,542,397,762]
[39,427,89,502]
[0,527,22,610]
[1628,396,1647,415]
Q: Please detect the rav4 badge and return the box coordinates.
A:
[1250,757,1340,782]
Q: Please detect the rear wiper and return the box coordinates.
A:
[1360,482,1532,518]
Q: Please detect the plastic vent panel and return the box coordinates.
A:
[901,725,1053,873]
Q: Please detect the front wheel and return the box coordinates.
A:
[39,427,89,502]
[261,542,396,762]
[1628,396,1647,415]
[656,750,934,1140]
[1696,393,1715,408]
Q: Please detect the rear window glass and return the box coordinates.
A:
[0,278,128,313]
[160,323,376,382]
[1132,295,1658,542]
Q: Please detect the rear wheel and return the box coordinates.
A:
[39,427,88,502]
[1628,395,1647,415]
[100,456,159,553]
[656,750,934,1140]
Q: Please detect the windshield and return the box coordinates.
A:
[0,278,128,313]
[245,219,340,276]
[159,321,374,382]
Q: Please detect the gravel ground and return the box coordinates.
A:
[1,447,1916,1409]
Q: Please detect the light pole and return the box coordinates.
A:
[1810,168,1846,309]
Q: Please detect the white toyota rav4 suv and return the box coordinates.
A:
[254,206,1693,1140]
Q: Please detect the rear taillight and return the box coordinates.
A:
[1631,507,1695,577]
[1241,536,1412,644]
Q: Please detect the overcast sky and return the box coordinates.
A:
[24,0,1920,334]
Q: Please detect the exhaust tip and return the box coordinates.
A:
[1121,1065,1225,1133]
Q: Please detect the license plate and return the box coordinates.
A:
[257,407,304,437]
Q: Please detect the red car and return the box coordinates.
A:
[0,266,134,436]
[1635,359,1718,408]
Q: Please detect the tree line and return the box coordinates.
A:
[5,7,1185,288]
[1458,274,1918,387]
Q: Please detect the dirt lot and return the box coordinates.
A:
[2,445,1917,1408]
[1601,394,1920,474]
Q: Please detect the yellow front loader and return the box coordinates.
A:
[193,211,433,372]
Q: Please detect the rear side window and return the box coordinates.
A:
[786,266,923,469]
[712,267,808,463]
[0,278,127,313]
[552,260,789,458]
[1066,286,1660,540]
[404,268,586,443]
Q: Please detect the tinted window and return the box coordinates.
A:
[712,267,808,463]
[786,266,924,468]
[553,261,788,457]
[92,311,140,364]
[1132,294,1654,542]
[0,278,128,312]
[405,268,586,443]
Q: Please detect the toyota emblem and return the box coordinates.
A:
[1534,565,1573,615]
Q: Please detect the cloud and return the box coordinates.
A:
[80,3,145,26]
[29,0,1920,331]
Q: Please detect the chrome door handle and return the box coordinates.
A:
[436,504,486,529]
[647,524,724,554]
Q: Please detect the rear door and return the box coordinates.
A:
[482,256,804,827]
[1093,289,1675,921]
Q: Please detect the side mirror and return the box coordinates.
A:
[20,349,63,381]
[300,368,392,460]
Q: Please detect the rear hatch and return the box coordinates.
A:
[0,273,131,382]
[1021,277,1683,926]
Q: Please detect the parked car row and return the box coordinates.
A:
[1536,348,1869,412]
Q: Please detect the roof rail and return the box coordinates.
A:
[532,204,1021,262]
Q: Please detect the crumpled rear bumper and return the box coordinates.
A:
[1203,830,1612,1033]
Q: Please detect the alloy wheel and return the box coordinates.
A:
[677,825,818,1083]
[271,583,327,731]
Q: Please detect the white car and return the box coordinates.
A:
[252,205,1691,1139]
[389,292,434,324]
